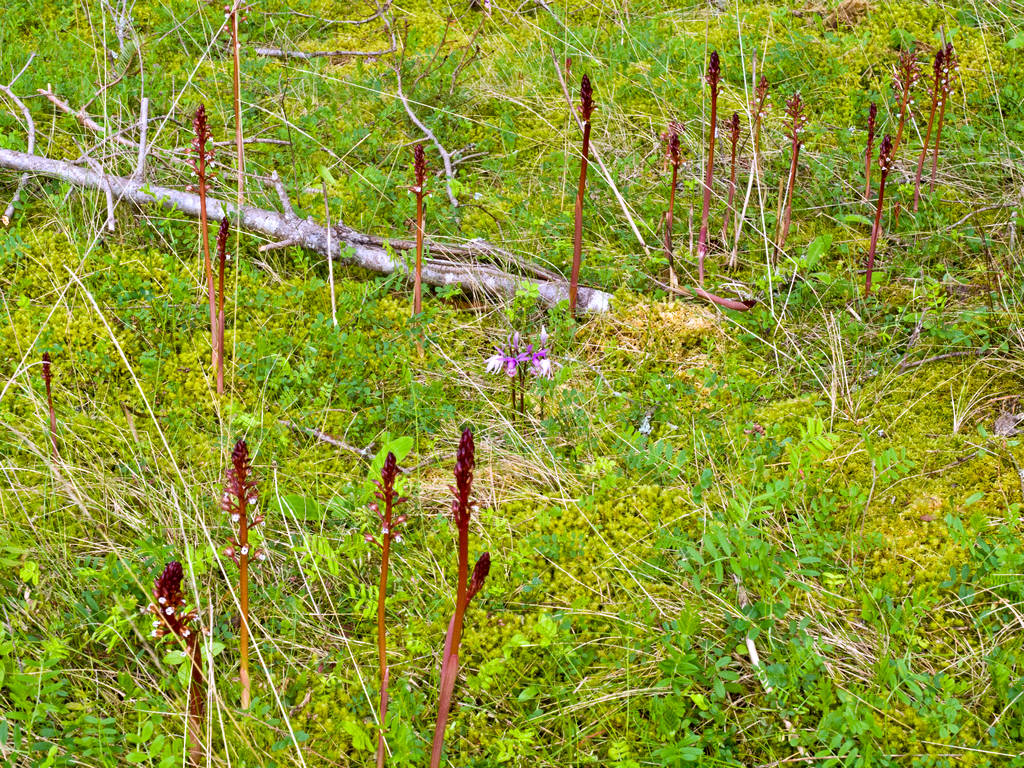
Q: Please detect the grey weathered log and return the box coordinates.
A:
[0,147,612,312]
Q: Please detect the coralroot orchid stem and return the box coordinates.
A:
[930,44,957,193]
[216,217,228,396]
[41,353,57,460]
[663,122,681,286]
[192,106,217,370]
[722,112,740,258]
[775,93,806,260]
[892,50,921,155]
[430,429,491,768]
[912,47,946,212]
[864,102,877,201]
[187,633,205,766]
[698,51,720,287]
[865,135,894,296]
[412,144,427,315]
[146,562,203,764]
[222,439,262,710]
[568,74,594,316]
[368,451,405,767]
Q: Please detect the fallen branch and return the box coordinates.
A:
[0,82,35,224]
[253,44,396,59]
[0,147,612,312]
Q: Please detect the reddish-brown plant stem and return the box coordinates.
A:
[367,452,407,767]
[191,106,216,369]
[412,144,427,315]
[41,353,57,460]
[752,61,768,183]
[222,439,264,710]
[698,51,720,286]
[775,93,807,259]
[431,429,491,768]
[865,135,894,296]
[930,43,957,193]
[864,102,877,201]
[891,50,921,155]
[147,562,203,765]
[722,112,741,254]
[568,74,594,315]
[663,122,682,286]
[912,47,946,212]
[215,217,229,396]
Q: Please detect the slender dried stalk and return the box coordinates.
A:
[412,144,427,315]
[430,429,491,768]
[227,4,245,210]
[864,102,877,201]
[891,50,921,155]
[568,74,594,315]
[662,122,682,286]
[775,93,807,259]
[222,439,265,710]
[865,135,894,296]
[698,51,720,286]
[929,43,957,193]
[40,353,57,460]
[731,66,769,268]
[722,112,741,260]
[189,106,217,368]
[912,47,946,212]
[146,561,203,765]
[215,218,229,396]
[366,453,408,767]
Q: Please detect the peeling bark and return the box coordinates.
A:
[0,148,612,313]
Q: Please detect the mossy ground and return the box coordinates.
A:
[2,1,1024,766]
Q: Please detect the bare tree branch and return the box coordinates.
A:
[0,147,613,312]
[253,44,396,59]
[0,82,35,224]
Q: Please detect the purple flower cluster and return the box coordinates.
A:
[485,329,555,380]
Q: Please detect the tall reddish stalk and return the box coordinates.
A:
[864,102,877,201]
[722,112,741,259]
[698,51,720,286]
[215,217,229,396]
[929,43,957,193]
[891,50,921,155]
[222,438,265,710]
[146,561,203,765]
[775,93,807,259]
[568,74,594,315]
[662,122,682,286]
[189,106,217,369]
[411,144,427,315]
[912,47,946,212]
[365,452,408,767]
[865,135,894,296]
[430,429,491,768]
[40,353,57,460]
